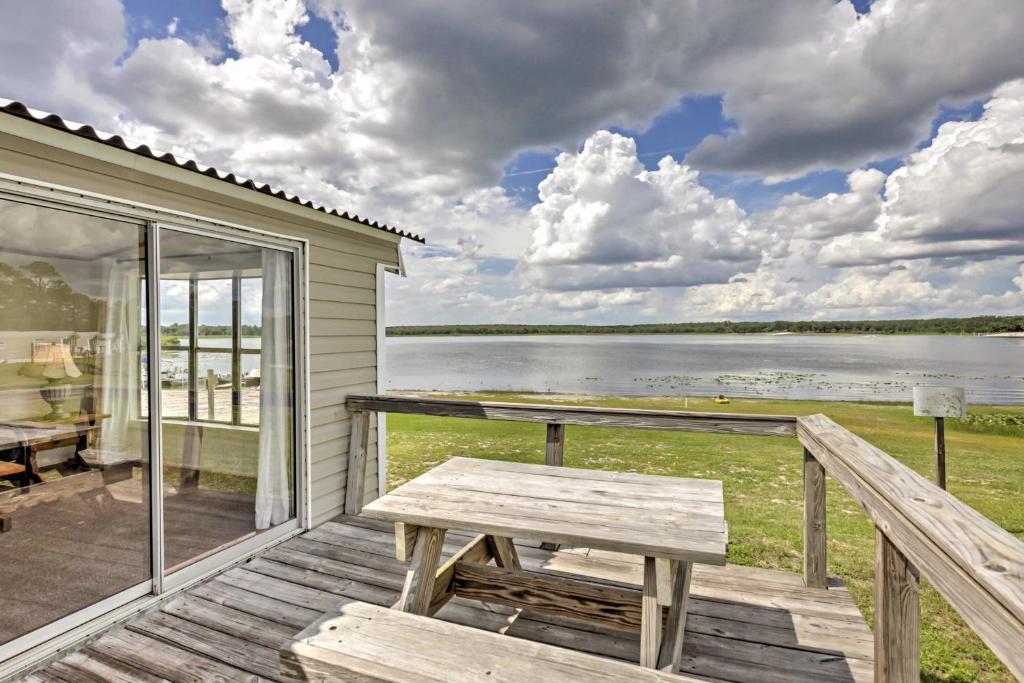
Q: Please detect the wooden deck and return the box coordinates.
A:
[19,515,872,682]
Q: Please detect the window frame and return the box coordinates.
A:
[159,273,263,427]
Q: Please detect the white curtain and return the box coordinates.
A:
[255,249,293,529]
[99,258,141,456]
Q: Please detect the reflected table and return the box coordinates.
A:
[0,414,109,488]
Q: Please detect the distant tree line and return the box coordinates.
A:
[161,323,261,337]
[388,316,1024,337]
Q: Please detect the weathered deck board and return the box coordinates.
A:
[18,515,873,682]
[46,649,168,683]
[125,610,300,682]
[84,628,252,681]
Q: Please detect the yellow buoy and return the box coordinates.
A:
[713,394,730,405]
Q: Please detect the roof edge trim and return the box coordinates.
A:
[0,100,425,244]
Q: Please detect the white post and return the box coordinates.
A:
[206,369,216,421]
[912,386,964,491]
[375,263,390,499]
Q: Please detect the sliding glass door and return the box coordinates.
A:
[0,194,302,660]
[157,227,296,575]
[0,198,152,651]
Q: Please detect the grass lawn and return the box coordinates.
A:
[386,392,1024,682]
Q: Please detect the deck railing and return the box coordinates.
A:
[344,393,1024,682]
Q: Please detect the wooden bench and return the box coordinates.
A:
[281,600,706,682]
[0,461,24,478]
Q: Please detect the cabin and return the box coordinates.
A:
[0,100,418,675]
[2,101,1023,683]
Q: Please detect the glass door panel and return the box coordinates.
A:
[158,228,295,574]
[158,279,190,420]
[196,278,233,423]
[0,198,151,647]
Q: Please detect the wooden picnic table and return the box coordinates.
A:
[361,457,728,672]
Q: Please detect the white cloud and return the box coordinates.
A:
[758,169,885,240]
[0,0,126,123]
[507,289,648,316]
[328,0,1024,183]
[224,0,311,59]
[805,266,950,316]
[820,80,1024,267]
[804,260,1024,318]
[523,132,763,290]
[666,256,1024,323]
[5,0,1024,187]
[687,0,1024,179]
[879,81,1024,244]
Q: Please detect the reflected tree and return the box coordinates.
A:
[0,260,102,331]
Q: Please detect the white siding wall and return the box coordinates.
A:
[306,235,390,525]
[0,129,401,526]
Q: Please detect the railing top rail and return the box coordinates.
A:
[347,394,797,437]
[798,413,1024,679]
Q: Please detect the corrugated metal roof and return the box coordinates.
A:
[0,100,424,243]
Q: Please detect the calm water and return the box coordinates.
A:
[385,334,1024,405]
[160,337,261,379]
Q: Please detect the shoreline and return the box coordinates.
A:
[386,388,1024,409]
[387,331,1024,338]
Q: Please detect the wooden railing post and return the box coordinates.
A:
[541,422,566,551]
[934,416,946,490]
[874,528,920,682]
[345,409,372,515]
[545,423,565,467]
[802,447,827,589]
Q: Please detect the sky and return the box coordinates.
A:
[1,0,1023,325]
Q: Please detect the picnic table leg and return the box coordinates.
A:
[657,560,693,672]
[655,558,674,606]
[395,522,419,561]
[487,535,521,570]
[640,556,662,667]
[398,526,447,615]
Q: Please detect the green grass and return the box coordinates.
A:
[386,392,1024,682]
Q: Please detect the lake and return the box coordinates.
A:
[385,334,1024,405]
[160,337,261,380]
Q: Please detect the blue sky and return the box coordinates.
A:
[123,0,339,69]
[123,0,235,57]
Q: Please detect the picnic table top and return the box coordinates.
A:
[361,457,727,564]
